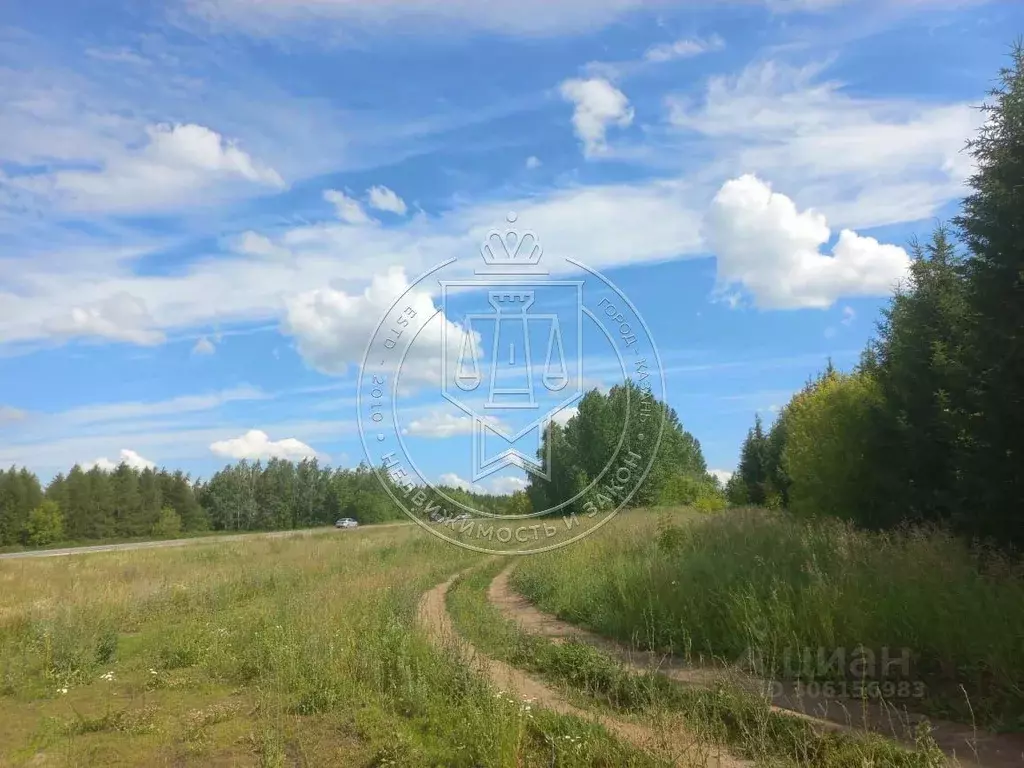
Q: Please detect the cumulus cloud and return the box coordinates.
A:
[45,292,166,346]
[705,174,911,309]
[489,475,528,495]
[438,472,528,495]
[525,155,542,169]
[551,405,578,426]
[209,429,318,461]
[709,469,733,486]
[323,189,374,224]
[282,266,475,386]
[644,35,724,63]
[192,336,216,355]
[841,305,856,325]
[83,449,156,472]
[560,78,634,157]
[18,123,284,213]
[438,472,485,494]
[367,185,407,215]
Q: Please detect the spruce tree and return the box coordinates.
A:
[954,43,1024,545]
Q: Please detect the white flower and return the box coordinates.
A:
[57,687,68,695]
[100,671,115,682]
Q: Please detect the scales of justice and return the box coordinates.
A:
[440,214,584,482]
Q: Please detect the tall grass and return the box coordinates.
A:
[0,528,658,766]
[512,510,1024,730]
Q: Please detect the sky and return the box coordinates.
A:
[0,0,1018,493]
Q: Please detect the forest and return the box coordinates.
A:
[727,48,1024,550]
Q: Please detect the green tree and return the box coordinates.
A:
[864,225,970,529]
[953,43,1024,546]
[151,506,182,538]
[24,500,64,547]
[783,368,884,524]
[736,414,769,506]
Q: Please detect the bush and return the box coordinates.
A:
[151,506,182,538]
[24,500,64,547]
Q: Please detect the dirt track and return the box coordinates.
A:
[417,569,748,767]
[488,564,1024,768]
[0,521,412,560]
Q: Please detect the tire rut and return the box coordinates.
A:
[417,570,749,768]
[488,564,1024,768]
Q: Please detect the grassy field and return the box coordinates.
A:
[447,556,945,767]
[0,524,660,767]
[511,509,1024,732]
[3,508,1021,766]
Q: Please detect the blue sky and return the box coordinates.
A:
[0,0,1018,492]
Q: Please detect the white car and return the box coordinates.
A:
[335,518,359,529]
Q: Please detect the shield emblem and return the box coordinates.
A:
[441,279,584,481]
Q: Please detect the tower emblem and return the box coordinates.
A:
[356,208,666,556]
[440,213,583,481]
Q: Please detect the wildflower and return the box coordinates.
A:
[100,671,115,682]
[57,687,68,695]
[149,669,158,675]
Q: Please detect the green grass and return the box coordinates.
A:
[448,557,945,767]
[511,509,1024,731]
[0,525,660,766]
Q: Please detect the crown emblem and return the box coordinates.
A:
[480,212,543,268]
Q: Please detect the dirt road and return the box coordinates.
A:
[417,567,747,767]
[0,521,413,561]
[489,564,1024,768]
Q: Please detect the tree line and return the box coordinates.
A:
[727,47,1024,550]
[0,458,537,549]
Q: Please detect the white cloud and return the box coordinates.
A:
[668,60,982,230]
[436,471,528,496]
[45,292,166,346]
[234,231,293,259]
[282,266,475,385]
[0,178,704,348]
[192,336,216,355]
[551,405,578,426]
[16,123,284,213]
[0,406,27,425]
[367,185,408,215]
[645,35,724,63]
[83,448,156,472]
[186,0,676,39]
[57,386,266,428]
[489,475,528,495]
[709,468,733,486]
[84,47,151,66]
[438,472,485,494]
[209,429,318,461]
[323,189,374,224]
[705,174,911,309]
[404,411,494,439]
[841,305,856,325]
[559,78,634,158]
[525,155,542,169]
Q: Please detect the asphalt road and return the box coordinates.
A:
[0,521,413,561]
